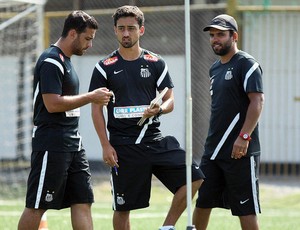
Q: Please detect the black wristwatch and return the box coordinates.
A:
[157,107,163,117]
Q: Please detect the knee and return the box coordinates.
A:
[25,208,46,217]
[114,211,130,219]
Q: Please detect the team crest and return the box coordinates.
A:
[140,67,151,78]
[225,69,233,80]
[103,56,118,66]
[45,190,54,202]
[116,193,125,205]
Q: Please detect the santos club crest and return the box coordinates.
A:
[45,190,54,202]
[140,67,151,78]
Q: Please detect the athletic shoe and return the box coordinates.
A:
[158,226,175,230]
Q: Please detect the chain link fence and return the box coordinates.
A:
[0,0,299,181]
[44,1,226,163]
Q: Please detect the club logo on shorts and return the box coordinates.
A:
[116,193,125,205]
[140,66,151,78]
[45,190,54,202]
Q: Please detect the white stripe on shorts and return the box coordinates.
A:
[250,156,260,214]
[111,173,116,210]
[34,151,48,209]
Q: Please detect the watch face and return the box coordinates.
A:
[243,134,248,139]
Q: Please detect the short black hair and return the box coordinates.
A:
[112,5,144,28]
[61,10,98,37]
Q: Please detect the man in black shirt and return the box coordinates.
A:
[89,5,204,230]
[192,14,264,230]
[18,11,112,230]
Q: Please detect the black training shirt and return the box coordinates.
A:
[89,49,174,145]
[204,51,263,160]
[32,45,82,152]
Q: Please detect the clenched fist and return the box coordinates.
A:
[90,87,113,105]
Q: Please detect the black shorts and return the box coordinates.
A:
[195,156,261,216]
[111,136,205,211]
[25,149,94,210]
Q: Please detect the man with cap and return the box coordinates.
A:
[192,14,264,230]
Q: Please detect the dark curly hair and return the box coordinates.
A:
[112,5,144,28]
[61,10,98,37]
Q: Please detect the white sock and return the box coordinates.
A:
[159,226,175,230]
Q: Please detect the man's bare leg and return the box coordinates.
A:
[192,207,212,230]
[18,208,45,230]
[113,210,130,230]
[71,203,93,230]
[162,179,202,226]
[239,215,259,230]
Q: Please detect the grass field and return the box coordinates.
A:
[1,175,300,230]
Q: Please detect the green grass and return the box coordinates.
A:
[1,179,300,230]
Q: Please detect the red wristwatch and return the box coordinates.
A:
[239,132,252,141]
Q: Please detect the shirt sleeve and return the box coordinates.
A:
[241,58,263,93]
[39,58,64,95]
[155,58,174,90]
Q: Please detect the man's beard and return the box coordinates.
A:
[73,48,84,56]
[212,42,232,56]
[119,38,138,48]
[72,39,85,56]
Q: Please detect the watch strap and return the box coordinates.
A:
[157,107,163,117]
[239,132,252,141]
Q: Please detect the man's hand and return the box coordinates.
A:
[90,87,113,105]
[231,137,249,159]
[143,103,160,118]
[102,144,119,168]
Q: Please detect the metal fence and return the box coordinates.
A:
[241,6,300,175]
[2,0,300,176]
[43,2,227,163]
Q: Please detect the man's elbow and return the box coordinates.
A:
[259,93,265,108]
[44,103,61,113]
[170,104,175,112]
[45,106,58,113]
